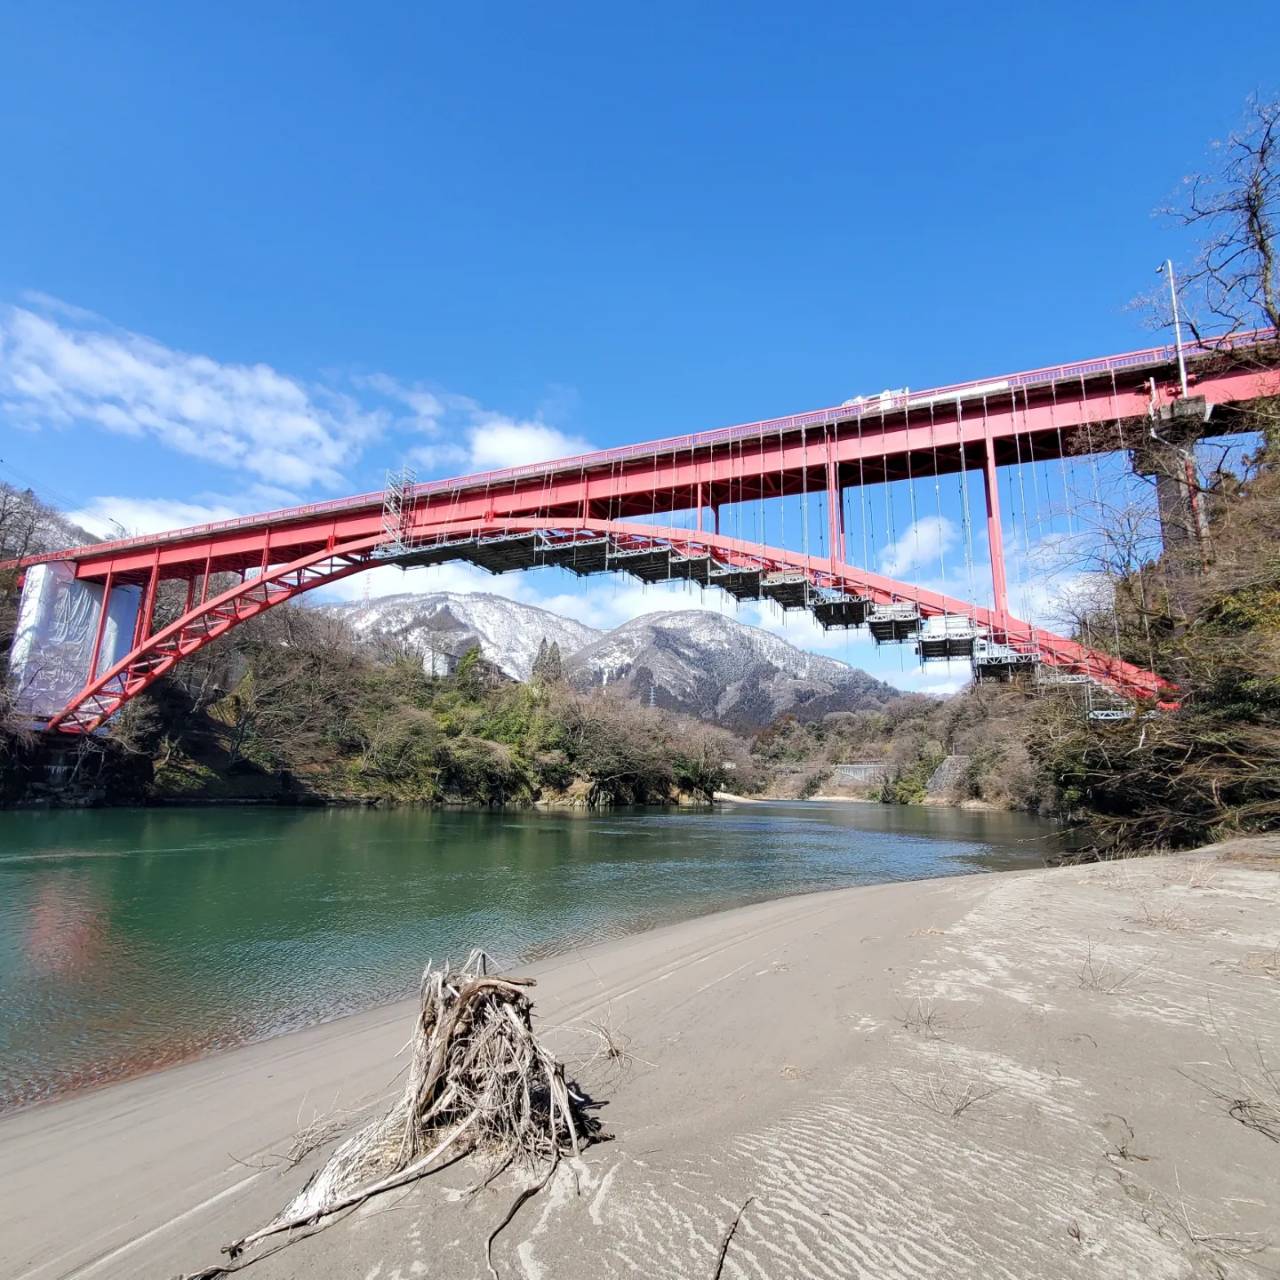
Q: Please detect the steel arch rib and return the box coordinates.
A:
[46,537,382,734]
[43,518,1168,735]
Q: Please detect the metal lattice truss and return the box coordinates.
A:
[46,540,379,734]
[377,466,418,556]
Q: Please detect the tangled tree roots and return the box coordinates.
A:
[221,951,604,1270]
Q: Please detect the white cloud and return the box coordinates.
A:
[353,372,446,429]
[68,496,243,539]
[465,416,593,469]
[878,515,958,578]
[355,372,596,475]
[897,666,971,696]
[410,417,594,473]
[1001,528,1105,633]
[0,297,595,495]
[0,302,383,489]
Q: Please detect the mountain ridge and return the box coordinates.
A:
[563,608,897,729]
[330,591,601,680]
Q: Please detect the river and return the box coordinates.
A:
[0,801,1065,1112]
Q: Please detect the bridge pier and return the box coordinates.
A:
[1131,396,1211,562]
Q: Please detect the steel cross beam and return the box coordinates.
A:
[41,518,1169,735]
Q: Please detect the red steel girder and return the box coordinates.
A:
[5,336,1277,588]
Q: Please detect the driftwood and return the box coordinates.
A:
[196,951,603,1277]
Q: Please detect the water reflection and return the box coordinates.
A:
[0,802,1064,1110]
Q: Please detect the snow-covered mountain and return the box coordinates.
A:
[330,592,602,681]
[331,591,898,729]
[564,610,897,729]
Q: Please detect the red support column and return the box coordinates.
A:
[825,454,845,567]
[88,570,114,681]
[982,442,1010,621]
[198,548,213,605]
[134,550,161,647]
[696,481,704,532]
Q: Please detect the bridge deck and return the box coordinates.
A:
[5,332,1277,586]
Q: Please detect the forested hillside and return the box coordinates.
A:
[1,574,758,806]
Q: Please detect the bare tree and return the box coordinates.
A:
[1167,96,1280,340]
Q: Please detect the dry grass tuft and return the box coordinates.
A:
[1184,1039,1280,1145]
[1077,942,1150,994]
[558,1010,653,1086]
[1127,899,1198,933]
[897,995,966,1041]
[1182,856,1221,891]
[893,1062,1002,1120]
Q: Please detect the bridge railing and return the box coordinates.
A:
[21,329,1275,568]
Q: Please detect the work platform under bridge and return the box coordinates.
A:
[374,525,1140,715]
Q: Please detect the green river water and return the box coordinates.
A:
[0,801,1065,1111]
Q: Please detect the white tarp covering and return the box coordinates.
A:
[7,563,142,721]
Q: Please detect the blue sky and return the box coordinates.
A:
[1,2,1276,690]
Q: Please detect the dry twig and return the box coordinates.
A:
[1183,1039,1280,1144]
[712,1196,755,1279]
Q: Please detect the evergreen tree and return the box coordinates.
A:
[531,638,550,682]
[543,641,563,682]
[531,638,563,683]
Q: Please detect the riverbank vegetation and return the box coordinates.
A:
[2,411,1277,830]
[786,394,1280,848]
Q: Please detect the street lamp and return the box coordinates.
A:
[1157,260,1189,397]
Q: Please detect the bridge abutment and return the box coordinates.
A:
[7,563,141,724]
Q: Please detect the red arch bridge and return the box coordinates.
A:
[5,331,1278,735]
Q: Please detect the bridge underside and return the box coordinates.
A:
[25,517,1164,737]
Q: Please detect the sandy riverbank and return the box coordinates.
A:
[2,838,1278,1280]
